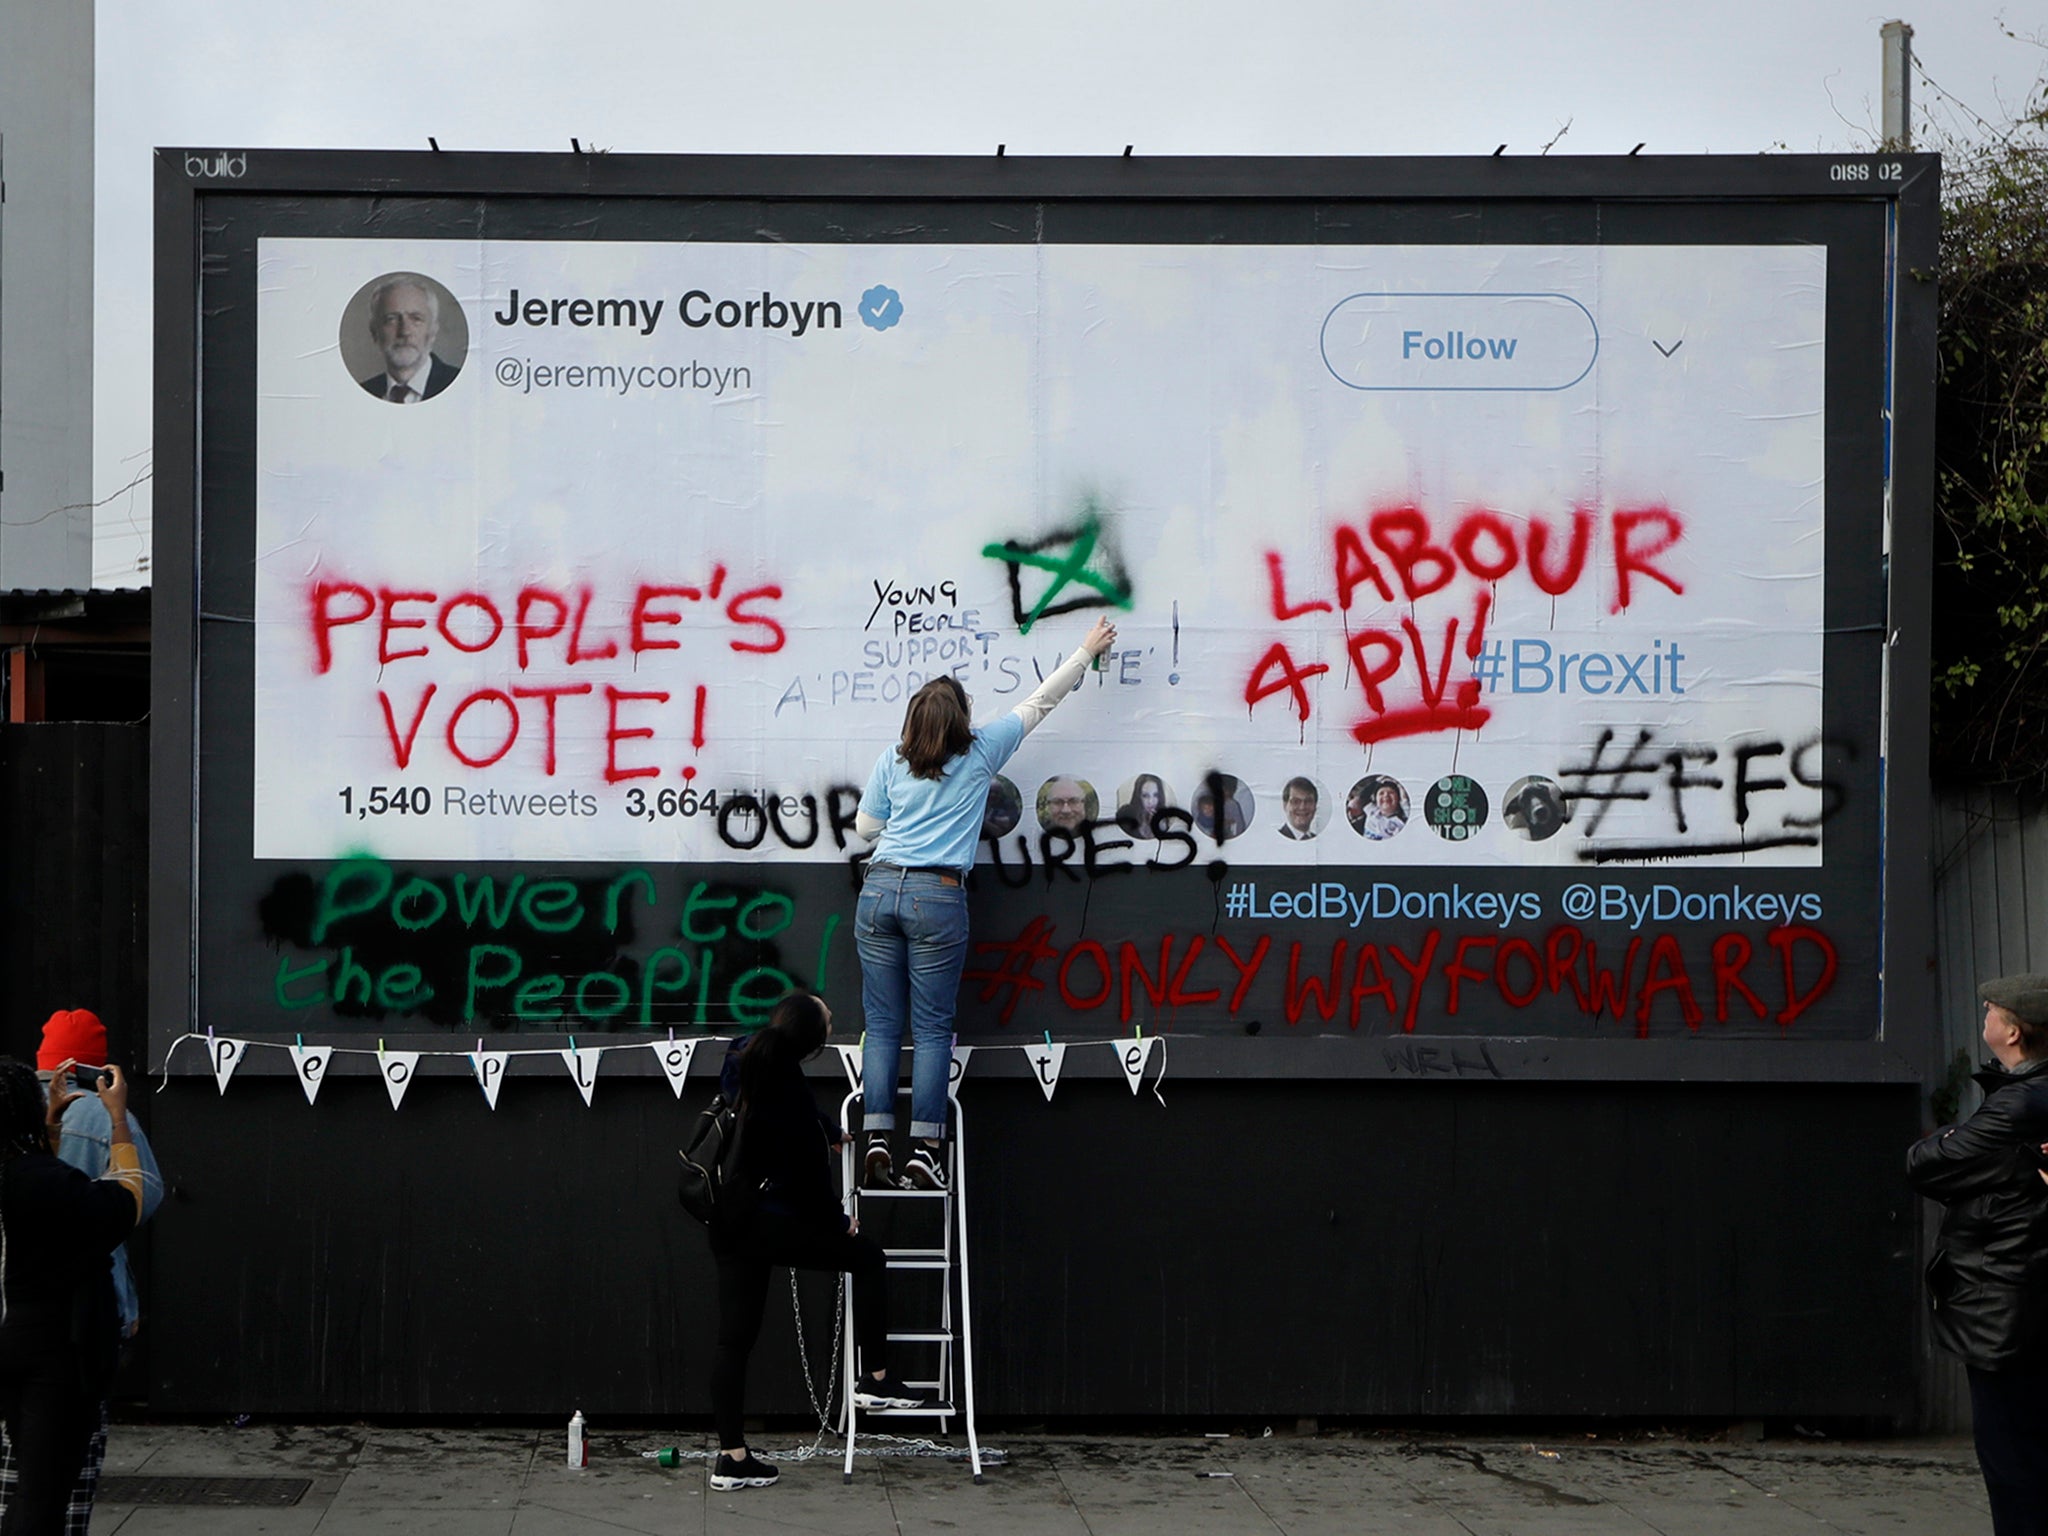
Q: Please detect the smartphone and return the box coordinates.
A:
[71,1065,109,1093]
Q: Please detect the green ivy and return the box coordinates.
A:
[1930,77,2048,787]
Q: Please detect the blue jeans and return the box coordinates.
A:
[855,866,969,1139]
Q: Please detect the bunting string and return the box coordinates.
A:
[155,1030,1167,1108]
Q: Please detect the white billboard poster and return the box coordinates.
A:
[253,238,1826,869]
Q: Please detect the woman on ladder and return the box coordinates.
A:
[856,615,1118,1190]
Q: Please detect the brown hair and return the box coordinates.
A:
[897,677,972,780]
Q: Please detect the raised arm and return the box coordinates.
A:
[94,1066,146,1223]
[1012,617,1118,736]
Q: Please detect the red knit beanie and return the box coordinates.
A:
[37,1009,108,1071]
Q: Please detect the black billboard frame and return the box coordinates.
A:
[150,148,1940,1087]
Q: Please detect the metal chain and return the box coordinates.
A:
[655,1268,995,1464]
[773,1266,844,1462]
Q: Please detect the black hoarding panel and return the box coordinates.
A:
[145,1078,1918,1418]
[0,723,149,1063]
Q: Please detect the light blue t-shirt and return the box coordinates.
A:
[861,713,1028,873]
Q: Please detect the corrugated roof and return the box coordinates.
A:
[0,588,151,626]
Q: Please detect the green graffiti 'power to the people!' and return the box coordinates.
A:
[271,855,809,1028]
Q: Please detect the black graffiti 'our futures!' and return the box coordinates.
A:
[492,290,844,337]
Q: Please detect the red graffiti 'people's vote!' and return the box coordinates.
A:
[302,572,785,783]
[306,570,785,674]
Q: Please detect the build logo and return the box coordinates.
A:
[185,151,248,179]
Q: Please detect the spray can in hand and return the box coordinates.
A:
[567,1409,587,1468]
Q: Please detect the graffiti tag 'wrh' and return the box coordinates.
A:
[1248,503,1684,744]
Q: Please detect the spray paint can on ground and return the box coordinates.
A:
[568,1409,587,1468]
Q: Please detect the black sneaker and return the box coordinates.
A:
[903,1143,949,1192]
[710,1450,779,1490]
[853,1370,929,1410]
[863,1137,901,1190]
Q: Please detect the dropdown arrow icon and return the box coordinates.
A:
[1652,338,1683,357]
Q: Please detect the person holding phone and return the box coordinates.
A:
[0,1057,144,1534]
[0,1012,163,1532]
[855,615,1117,1190]
[36,1011,162,1340]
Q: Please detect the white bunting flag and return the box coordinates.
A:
[561,1046,604,1107]
[652,1038,697,1099]
[834,1043,863,1092]
[1117,1037,1157,1096]
[947,1045,974,1100]
[1026,1043,1066,1103]
[209,1036,247,1096]
[288,1043,329,1105]
[470,1049,509,1110]
[378,1050,420,1109]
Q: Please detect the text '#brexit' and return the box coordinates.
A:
[1472,637,1686,696]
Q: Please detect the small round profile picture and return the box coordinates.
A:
[1036,775,1098,835]
[1277,775,1326,841]
[1425,774,1490,841]
[1191,774,1255,841]
[982,775,1023,838]
[340,272,469,404]
[1502,774,1570,842]
[1346,775,1409,841]
[1115,773,1177,839]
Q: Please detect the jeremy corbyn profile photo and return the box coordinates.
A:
[341,272,468,403]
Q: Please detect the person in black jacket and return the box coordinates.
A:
[1907,973,2048,1536]
[707,993,926,1491]
[0,1058,143,1536]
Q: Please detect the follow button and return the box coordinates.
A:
[1320,291,1598,392]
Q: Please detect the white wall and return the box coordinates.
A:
[0,0,95,590]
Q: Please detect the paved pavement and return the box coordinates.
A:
[89,1421,1990,1534]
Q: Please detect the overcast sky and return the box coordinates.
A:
[91,0,2040,583]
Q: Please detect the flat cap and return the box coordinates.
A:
[1979,974,2048,1029]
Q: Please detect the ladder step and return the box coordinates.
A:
[885,1258,950,1271]
[853,1188,949,1200]
[859,1404,956,1417]
[886,1330,954,1343]
[882,1247,948,1261]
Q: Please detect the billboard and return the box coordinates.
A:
[156,154,1933,1070]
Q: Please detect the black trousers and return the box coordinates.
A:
[1970,1364,2048,1536]
[0,1346,100,1536]
[710,1208,888,1451]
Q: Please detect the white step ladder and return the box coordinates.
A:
[836,1089,985,1482]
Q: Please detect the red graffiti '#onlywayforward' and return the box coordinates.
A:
[1249,503,1686,743]
[304,571,784,782]
[963,919,1835,1036]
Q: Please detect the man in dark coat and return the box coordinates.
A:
[1907,972,2048,1536]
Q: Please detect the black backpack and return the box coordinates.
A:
[676,1093,757,1228]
